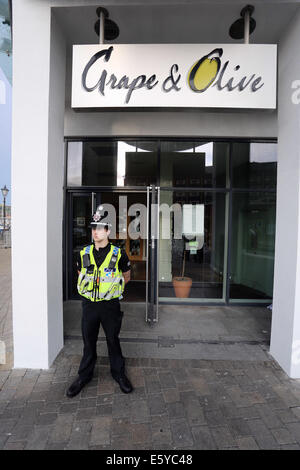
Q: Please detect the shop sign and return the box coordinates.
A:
[72,44,277,109]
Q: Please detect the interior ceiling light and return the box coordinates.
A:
[229,5,256,40]
[94,7,119,41]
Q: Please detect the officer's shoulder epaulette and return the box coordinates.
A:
[80,244,93,254]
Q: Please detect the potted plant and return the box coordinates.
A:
[172,249,192,298]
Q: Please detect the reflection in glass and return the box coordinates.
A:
[71,195,92,298]
[229,192,276,300]
[232,142,277,188]
[67,141,158,187]
[160,141,229,187]
[67,142,83,186]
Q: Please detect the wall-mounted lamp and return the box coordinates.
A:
[94,7,119,44]
[229,5,256,43]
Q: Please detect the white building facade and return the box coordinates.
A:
[11,0,300,377]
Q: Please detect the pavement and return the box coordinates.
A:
[0,248,12,370]
[1,355,300,450]
[1,248,300,450]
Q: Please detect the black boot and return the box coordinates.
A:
[66,376,92,398]
[115,375,133,394]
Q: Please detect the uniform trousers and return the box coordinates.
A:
[78,297,125,382]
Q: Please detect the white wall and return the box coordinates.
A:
[11,1,66,368]
[270,8,300,378]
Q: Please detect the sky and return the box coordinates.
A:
[0,1,11,206]
[0,64,11,206]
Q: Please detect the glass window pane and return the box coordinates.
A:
[159,190,226,300]
[229,191,276,300]
[160,141,229,187]
[232,142,277,189]
[82,141,118,186]
[71,194,92,298]
[123,141,158,186]
[67,142,83,186]
[67,140,158,187]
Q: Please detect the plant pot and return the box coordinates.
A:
[172,276,192,298]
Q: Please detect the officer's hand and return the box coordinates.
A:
[123,271,131,284]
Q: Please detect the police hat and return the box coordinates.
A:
[90,206,112,229]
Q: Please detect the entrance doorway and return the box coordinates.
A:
[65,139,277,314]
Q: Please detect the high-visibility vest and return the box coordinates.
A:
[77,244,124,302]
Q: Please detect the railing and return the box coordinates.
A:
[0,217,11,248]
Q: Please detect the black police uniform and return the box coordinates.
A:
[76,242,131,383]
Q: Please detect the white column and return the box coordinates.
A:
[11,1,66,368]
[270,8,300,378]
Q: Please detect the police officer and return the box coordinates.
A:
[66,206,133,397]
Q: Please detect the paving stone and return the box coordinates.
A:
[43,402,61,413]
[78,397,97,409]
[163,389,180,403]
[210,425,236,449]
[280,443,300,450]
[218,402,243,419]
[172,368,189,383]
[66,421,92,450]
[89,416,111,446]
[3,440,27,450]
[270,427,297,445]
[236,437,260,450]
[131,399,150,423]
[150,414,171,444]
[129,386,147,401]
[247,419,279,449]
[0,418,18,434]
[16,406,39,425]
[112,394,131,418]
[226,417,252,438]
[144,375,162,394]
[169,418,194,447]
[59,402,78,414]
[276,408,300,424]
[36,412,58,425]
[254,403,283,428]
[0,406,24,419]
[96,404,113,417]
[148,393,167,416]
[131,423,151,444]
[111,417,132,437]
[166,402,186,419]
[48,414,74,443]
[45,442,68,450]
[76,407,96,421]
[184,397,206,426]
[8,424,34,442]
[158,372,177,389]
[204,410,226,427]
[96,393,114,406]
[190,376,210,395]
[273,385,300,408]
[198,395,220,412]
[25,425,52,450]
[0,434,9,449]
[290,406,300,419]
[191,425,216,450]
[285,422,300,444]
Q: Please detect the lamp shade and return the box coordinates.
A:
[1,185,9,198]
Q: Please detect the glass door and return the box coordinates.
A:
[67,189,158,321]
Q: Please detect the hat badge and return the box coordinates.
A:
[93,212,101,222]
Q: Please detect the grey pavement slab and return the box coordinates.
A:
[1,353,300,450]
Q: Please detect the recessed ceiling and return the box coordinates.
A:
[54,2,299,49]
